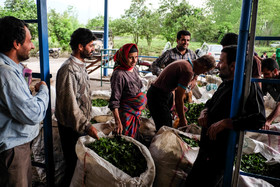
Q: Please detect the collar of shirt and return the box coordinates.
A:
[70,55,85,66]
[0,52,24,74]
[175,47,189,55]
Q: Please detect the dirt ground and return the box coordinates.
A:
[23,56,112,92]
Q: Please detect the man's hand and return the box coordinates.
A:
[262,121,271,130]
[35,81,47,92]
[88,125,99,140]
[178,117,188,128]
[198,109,208,128]
[207,118,232,140]
[189,79,197,89]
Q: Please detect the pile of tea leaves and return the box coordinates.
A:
[184,103,205,125]
[92,99,109,107]
[86,136,147,177]
[238,153,280,186]
[141,108,151,118]
[179,134,199,147]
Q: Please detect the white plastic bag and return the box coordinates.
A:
[70,135,155,187]
[149,126,200,187]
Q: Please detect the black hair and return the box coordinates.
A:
[220,33,238,47]
[177,30,191,40]
[70,28,97,51]
[262,58,278,71]
[221,45,237,65]
[0,16,28,53]
[195,55,216,70]
[129,45,138,53]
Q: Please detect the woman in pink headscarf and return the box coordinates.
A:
[109,43,146,138]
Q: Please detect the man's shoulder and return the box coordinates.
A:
[58,58,80,72]
[187,48,195,53]
[166,59,192,71]
[0,60,15,78]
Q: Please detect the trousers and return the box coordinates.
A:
[0,142,32,187]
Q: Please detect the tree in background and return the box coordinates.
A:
[158,0,212,45]
[86,15,104,30]
[120,0,160,47]
[0,0,38,39]
[0,1,82,52]
[256,0,280,38]
[48,6,82,51]
[139,9,160,48]
[206,0,241,34]
[123,0,145,45]
[205,0,280,45]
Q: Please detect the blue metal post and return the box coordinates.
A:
[36,0,55,186]
[223,0,252,186]
[103,0,109,76]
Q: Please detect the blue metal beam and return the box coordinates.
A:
[255,36,280,41]
[252,78,280,84]
[36,0,55,186]
[223,0,252,186]
[103,0,109,76]
[240,171,280,183]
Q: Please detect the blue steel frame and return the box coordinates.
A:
[223,0,280,186]
[103,0,109,76]
[223,0,252,186]
[36,0,55,186]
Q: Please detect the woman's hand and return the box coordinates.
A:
[112,108,123,135]
[114,120,123,135]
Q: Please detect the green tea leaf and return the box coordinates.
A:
[86,137,147,177]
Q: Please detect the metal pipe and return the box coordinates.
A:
[103,0,109,76]
[233,0,259,186]
[223,0,252,186]
[36,0,54,186]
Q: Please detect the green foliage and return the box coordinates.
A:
[179,134,199,147]
[184,103,205,125]
[158,0,210,44]
[86,136,147,177]
[86,15,104,30]
[141,108,151,118]
[206,0,280,38]
[90,118,98,124]
[2,0,280,55]
[110,18,129,37]
[0,0,38,39]
[91,99,109,107]
[48,7,82,51]
[240,153,268,175]
[119,0,160,46]
[239,153,280,181]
